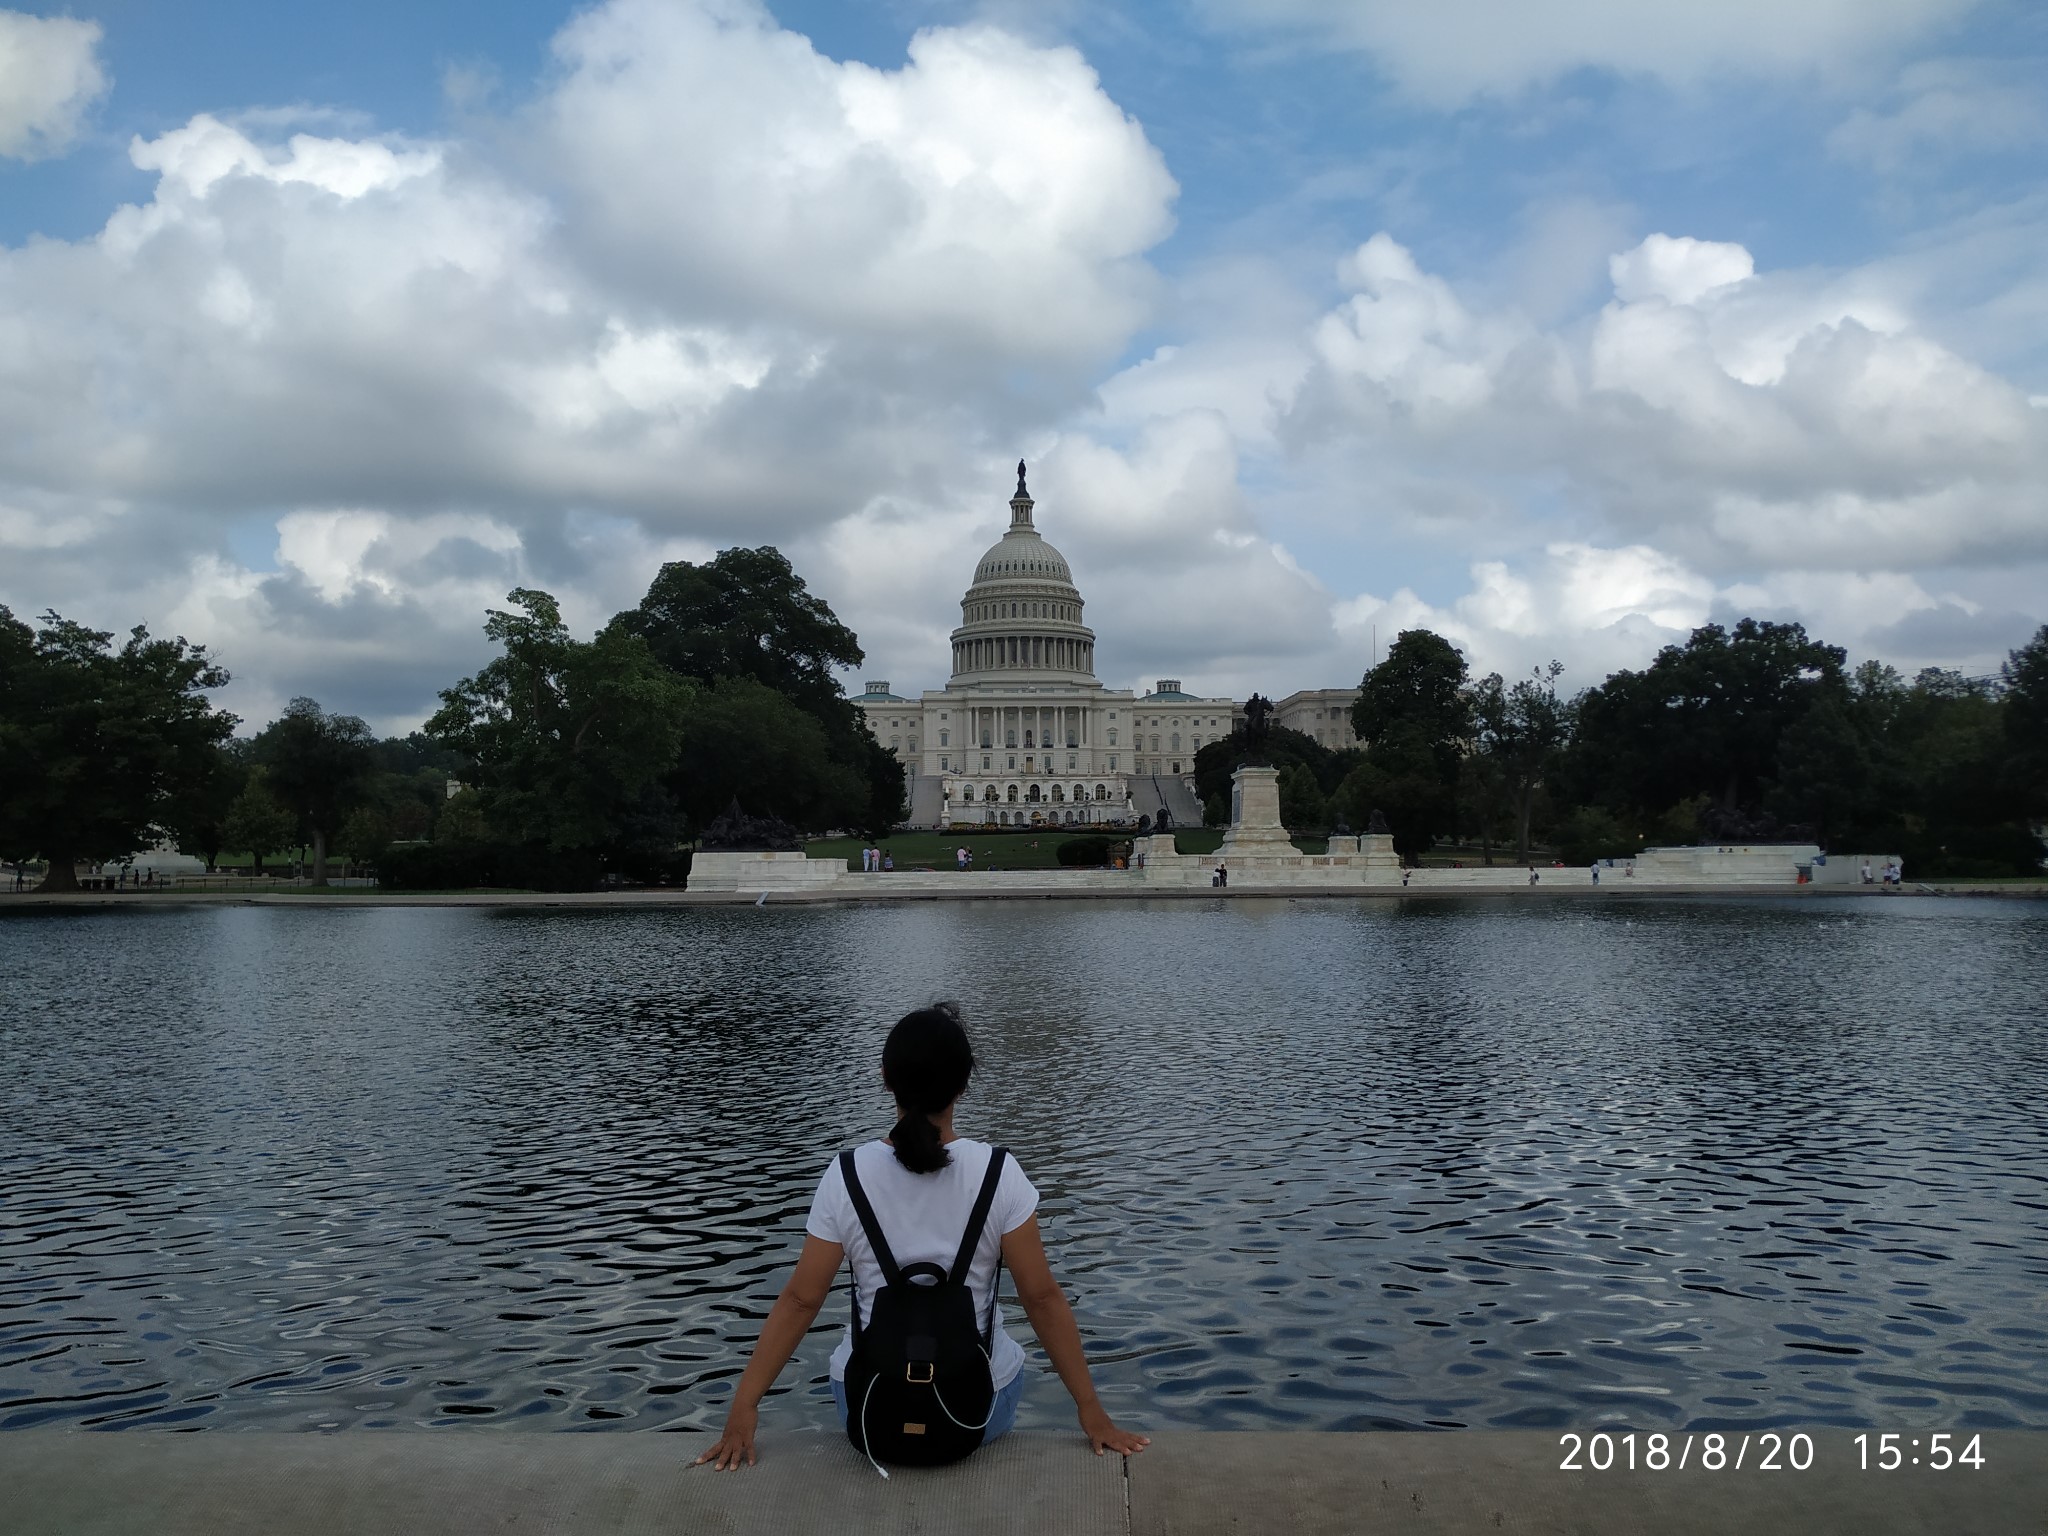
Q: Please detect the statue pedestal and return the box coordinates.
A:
[1359,833,1400,872]
[1217,766,1295,859]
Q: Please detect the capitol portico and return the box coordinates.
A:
[853,464,1357,831]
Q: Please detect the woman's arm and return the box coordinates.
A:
[1001,1215,1150,1457]
[695,1235,845,1470]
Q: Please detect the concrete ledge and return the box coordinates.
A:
[4,1431,2043,1536]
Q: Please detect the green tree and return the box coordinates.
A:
[1278,762,1327,830]
[222,771,297,876]
[254,698,376,886]
[2004,625,2048,817]
[1346,629,1472,858]
[1473,661,1571,862]
[614,547,899,828]
[435,789,489,844]
[1766,694,1876,846]
[336,804,394,874]
[163,740,250,872]
[1571,619,1846,826]
[429,589,694,855]
[615,547,864,720]
[670,675,870,831]
[0,606,236,892]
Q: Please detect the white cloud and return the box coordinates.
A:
[0,10,106,160]
[532,0,1174,366]
[0,0,1180,728]
[1829,58,2047,173]
[1276,230,2048,573]
[1194,0,1984,104]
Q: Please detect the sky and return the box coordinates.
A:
[2,0,2045,733]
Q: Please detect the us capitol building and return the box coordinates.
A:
[852,464,1360,829]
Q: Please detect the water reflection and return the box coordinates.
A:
[1,896,2043,1433]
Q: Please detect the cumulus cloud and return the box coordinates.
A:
[1192,0,1984,104]
[1273,230,2048,575]
[0,10,106,160]
[0,0,1179,729]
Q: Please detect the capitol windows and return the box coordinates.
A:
[983,785,998,802]
[1107,729,1118,745]
[1191,736,1201,750]
[1006,730,1017,747]
[1051,784,1064,802]
[1108,755,1117,771]
[1007,755,1017,769]
[940,756,949,771]
[890,736,900,750]
[1027,785,1041,802]
[1150,735,1160,751]
[908,737,917,752]
[1006,785,1019,802]
[1094,784,1108,800]
[1067,754,1078,770]
[939,730,949,747]
[1170,733,1181,752]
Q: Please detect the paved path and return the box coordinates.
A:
[5,1430,2043,1534]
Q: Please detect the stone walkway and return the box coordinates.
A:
[5,1430,2043,1534]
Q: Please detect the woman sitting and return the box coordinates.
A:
[697,1004,1149,1469]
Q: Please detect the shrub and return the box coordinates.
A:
[1055,836,1117,867]
[377,842,604,891]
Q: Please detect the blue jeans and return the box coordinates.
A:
[832,1369,1024,1447]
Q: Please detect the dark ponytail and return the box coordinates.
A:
[882,1003,974,1174]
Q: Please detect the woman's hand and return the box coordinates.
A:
[695,1403,759,1470]
[1079,1403,1150,1457]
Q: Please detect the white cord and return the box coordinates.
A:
[857,1375,890,1479]
[932,1345,995,1432]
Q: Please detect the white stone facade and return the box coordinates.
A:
[853,465,1236,828]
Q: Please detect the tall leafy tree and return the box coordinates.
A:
[162,740,250,873]
[1343,629,1472,858]
[255,698,376,885]
[429,589,694,855]
[221,770,298,876]
[1572,619,1846,825]
[0,606,237,892]
[1473,661,1571,861]
[615,547,864,725]
[614,547,901,828]
[2005,625,2048,817]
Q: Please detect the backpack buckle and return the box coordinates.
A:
[905,1362,934,1384]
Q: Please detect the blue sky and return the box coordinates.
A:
[2,0,2045,728]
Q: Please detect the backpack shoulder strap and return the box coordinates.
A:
[948,1146,1009,1284]
[839,1148,904,1288]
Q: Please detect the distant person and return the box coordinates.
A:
[1528,866,1539,886]
[1214,861,1226,887]
[882,852,895,872]
[956,846,969,871]
[1401,868,1411,887]
[1861,860,1873,885]
[1590,861,1600,885]
[696,1005,1149,1472]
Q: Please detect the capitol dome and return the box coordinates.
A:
[949,464,1099,685]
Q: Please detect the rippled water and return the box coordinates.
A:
[3,896,2045,1435]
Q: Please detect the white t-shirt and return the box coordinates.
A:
[805,1137,1038,1389]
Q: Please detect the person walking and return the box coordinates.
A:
[696,1005,1149,1471]
[1590,861,1600,885]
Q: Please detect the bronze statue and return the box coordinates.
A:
[1241,693,1274,764]
[1368,808,1390,836]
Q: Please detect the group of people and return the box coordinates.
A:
[858,846,894,872]
[1861,859,1906,887]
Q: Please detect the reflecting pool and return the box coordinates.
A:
[2,895,2044,1433]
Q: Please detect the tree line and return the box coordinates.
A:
[0,548,904,892]
[1195,619,2048,878]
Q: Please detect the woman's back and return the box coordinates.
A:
[807,1137,1038,1389]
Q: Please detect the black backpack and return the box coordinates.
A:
[839,1145,1009,1468]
